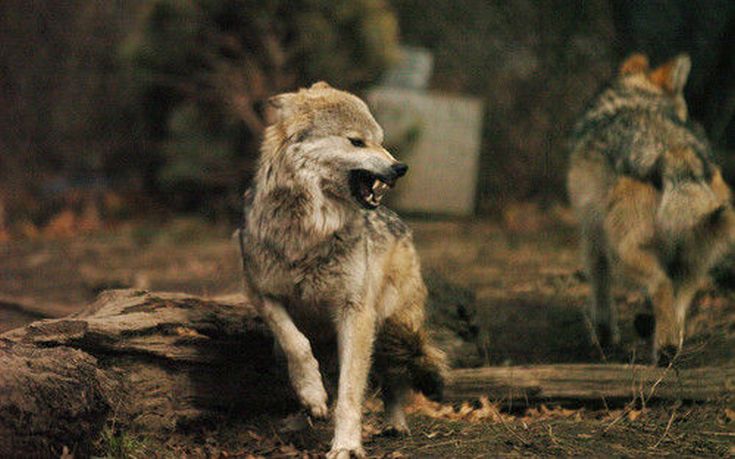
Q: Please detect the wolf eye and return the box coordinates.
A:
[348,137,366,148]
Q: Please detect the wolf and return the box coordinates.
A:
[567,53,735,365]
[238,82,446,458]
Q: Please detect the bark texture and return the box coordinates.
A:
[0,289,293,458]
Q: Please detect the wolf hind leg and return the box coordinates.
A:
[380,379,411,434]
[582,223,618,348]
[616,242,679,366]
[648,277,679,366]
[657,280,700,366]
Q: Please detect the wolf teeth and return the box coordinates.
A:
[372,179,389,195]
[366,179,389,206]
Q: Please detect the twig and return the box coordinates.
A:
[645,358,674,402]
[547,424,561,446]
[582,313,608,363]
[603,399,638,433]
[651,402,678,449]
[495,408,530,446]
[699,431,735,437]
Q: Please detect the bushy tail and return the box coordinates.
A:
[658,181,724,237]
[657,147,730,236]
[373,319,447,402]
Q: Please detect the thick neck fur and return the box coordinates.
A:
[247,124,360,261]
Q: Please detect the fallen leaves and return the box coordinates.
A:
[406,394,512,423]
[521,404,584,422]
[406,394,589,427]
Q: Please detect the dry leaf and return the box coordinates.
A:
[247,430,263,441]
[407,393,511,423]
[362,422,381,439]
[278,444,300,457]
[280,413,309,433]
[363,397,383,413]
[521,404,583,422]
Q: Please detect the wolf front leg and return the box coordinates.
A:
[328,304,377,459]
[258,297,328,418]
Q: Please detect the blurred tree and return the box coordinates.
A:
[122,0,398,218]
[0,1,144,227]
[390,0,616,212]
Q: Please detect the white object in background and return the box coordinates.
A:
[367,87,484,216]
[380,46,434,90]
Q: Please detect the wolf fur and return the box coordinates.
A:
[567,53,735,365]
[239,82,446,458]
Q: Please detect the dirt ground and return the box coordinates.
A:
[1,211,734,457]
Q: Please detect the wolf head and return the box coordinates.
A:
[259,82,407,210]
[616,53,691,121]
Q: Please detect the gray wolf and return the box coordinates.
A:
[238,82,446,458]
[567,53,735,366]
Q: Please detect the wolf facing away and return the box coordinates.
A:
[238,82,446,458]
[567,53,735,365]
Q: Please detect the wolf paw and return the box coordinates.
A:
[382,408,410,436]
[297,382,328,419]
[380,424,410,437]
[326,446,367,459]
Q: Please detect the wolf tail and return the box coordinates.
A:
[658,180,725,237]
[373,319,447,402]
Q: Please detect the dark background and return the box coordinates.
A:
[1,0,734,230]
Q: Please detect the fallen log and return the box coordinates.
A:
[0,289,294,458]
[447,364,735,407]
[0,289,732,458]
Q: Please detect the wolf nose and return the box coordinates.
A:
[392,163,409,178]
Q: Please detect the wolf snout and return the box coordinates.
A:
[391,162,408,178]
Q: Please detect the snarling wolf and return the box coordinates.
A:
[567,53,735,365]
[238,82,446,458]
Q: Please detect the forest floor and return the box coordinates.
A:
[1,207,733,457]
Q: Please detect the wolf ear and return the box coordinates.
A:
[649,54,691,94]
[310,81,332,90]
[619,53,650,75]
[265,93,297,124]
